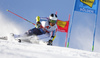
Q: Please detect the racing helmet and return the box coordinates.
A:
[49,13,57,24]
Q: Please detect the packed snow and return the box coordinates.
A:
[0,39,100,58]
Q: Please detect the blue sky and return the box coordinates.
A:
[0,0,100,52]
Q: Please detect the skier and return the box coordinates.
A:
[25,13,58,45]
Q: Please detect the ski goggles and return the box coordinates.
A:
[49,20,57,24]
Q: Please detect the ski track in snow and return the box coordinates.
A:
[0,39,100,58]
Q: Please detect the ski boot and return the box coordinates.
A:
[18,39,21,43]
[47,39,53,45]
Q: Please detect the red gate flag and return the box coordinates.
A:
[56,14,70,47]
[57,19,69,33]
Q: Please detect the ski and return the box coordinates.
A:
[0,36,7,40]
[0,36,22,43]
[0,35,48,45]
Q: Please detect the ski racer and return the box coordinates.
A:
[25,13,58,45]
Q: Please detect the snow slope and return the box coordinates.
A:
[0,10,100,58]
[0,39,100,58]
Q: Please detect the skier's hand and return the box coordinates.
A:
[50,36,54,40]
[35,22,41,28]
[51,36,56,41]
[36,16,40,22]
[51,36,54,38]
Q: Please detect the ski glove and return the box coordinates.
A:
[51,36,55,38]
[35,22,41,28]
[50,36,54,40]
[51,36,56,41]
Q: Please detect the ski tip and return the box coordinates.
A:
[6,9,9,11]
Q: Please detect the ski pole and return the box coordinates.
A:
[7,9,50,33]
[52,36,56,41]
[6,9,35,25]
